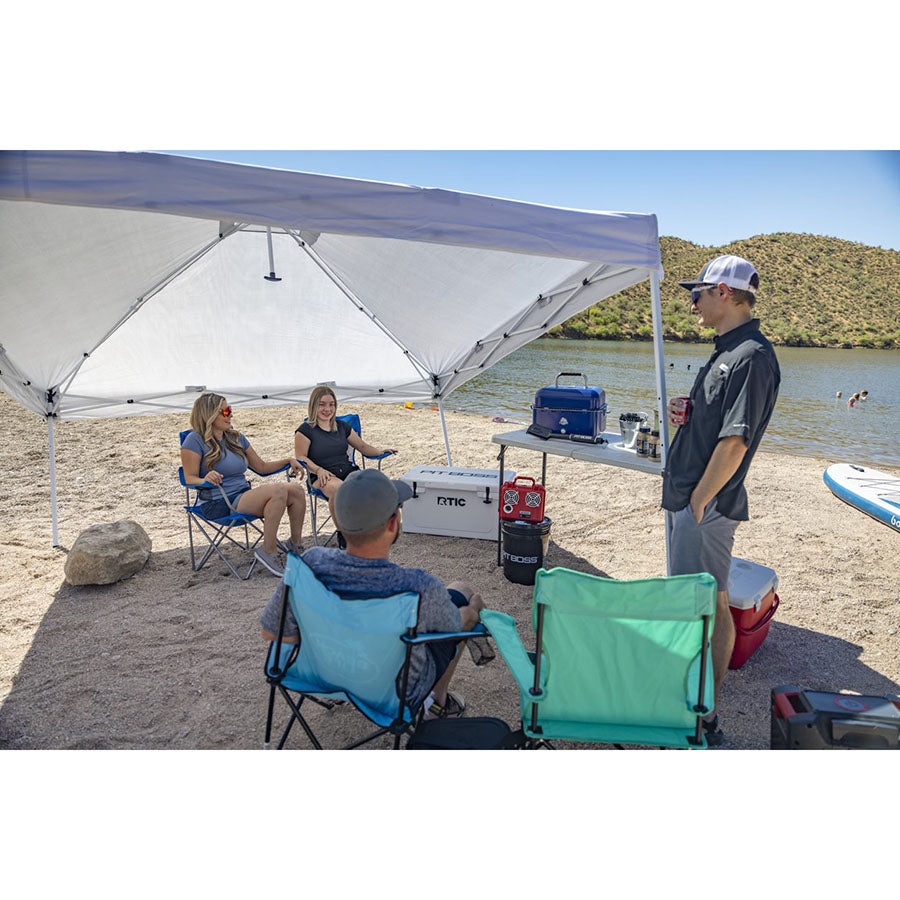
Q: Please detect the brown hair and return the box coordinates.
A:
[189,392,247,471]
[308,385,338,432]
[730,288,756,307]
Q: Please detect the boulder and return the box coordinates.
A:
[64,520,152,586]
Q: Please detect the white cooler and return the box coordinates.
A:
[399,465,514,540]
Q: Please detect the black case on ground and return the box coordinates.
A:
[407,716,516,750]
[770,684,900,750]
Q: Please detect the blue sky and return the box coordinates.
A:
[166,151,899,251]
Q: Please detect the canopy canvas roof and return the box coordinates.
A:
[0,151,663,420]
[0,150,671,548]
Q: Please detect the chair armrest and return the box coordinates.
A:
[363,450,394,461]
[179,470,216,490]
[249,462,291,477]
[403,623,488,645]
[480,611,545,700]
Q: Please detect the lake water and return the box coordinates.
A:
[448,339,900,468]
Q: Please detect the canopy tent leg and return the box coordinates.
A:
[438,399,453,466]
[48,417,59,548]
[649,270,671,574]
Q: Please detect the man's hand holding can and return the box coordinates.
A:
[668,396,691,426]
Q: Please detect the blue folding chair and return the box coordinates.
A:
[300,412,394,546]
[178,429,289,580]
[263,553,490,749]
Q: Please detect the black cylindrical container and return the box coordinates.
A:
[502,517,552,585]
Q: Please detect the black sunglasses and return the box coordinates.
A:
[691,285,715,304]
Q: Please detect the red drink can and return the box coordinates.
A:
[671,396,692,425]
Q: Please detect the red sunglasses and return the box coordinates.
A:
[221,405,233,418]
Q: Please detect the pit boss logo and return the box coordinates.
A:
[437,496,466,506]
[504,551,539,564]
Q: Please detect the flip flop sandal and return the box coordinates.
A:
[426,691,466,719]
[702,715,725,747]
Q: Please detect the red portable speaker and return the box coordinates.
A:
[499,476,546,522]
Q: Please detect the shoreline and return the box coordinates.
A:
[1,394,898,749]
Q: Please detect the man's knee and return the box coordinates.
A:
[446,580,473,600]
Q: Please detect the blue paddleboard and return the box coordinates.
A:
[823,464,900,532]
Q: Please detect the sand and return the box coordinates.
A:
[1,392,897,750]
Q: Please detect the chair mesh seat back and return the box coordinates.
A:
[531,568,716,733]
[281,553,420,726]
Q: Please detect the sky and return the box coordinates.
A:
[165,151,899,251]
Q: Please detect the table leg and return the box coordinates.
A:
[541,452,547,486]
[497,445,505,566]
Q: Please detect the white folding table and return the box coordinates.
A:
[491,427,669,568]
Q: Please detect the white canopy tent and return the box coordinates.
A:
[0,151,670,546]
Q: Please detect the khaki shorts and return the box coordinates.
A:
[666,498,739,592]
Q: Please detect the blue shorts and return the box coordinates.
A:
[428,589,470,680]
[199,486,251,521]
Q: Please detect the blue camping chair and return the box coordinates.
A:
[178,429,290,580]
[263,553,491,749]
[481,567,717,749]
[299,413,394,546]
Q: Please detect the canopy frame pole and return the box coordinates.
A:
[48,416,59,548]
[438,399,452,465]
[288,232,436,394]
[649,269,671,574]
[475,263,610,375]
[49,227,240,416]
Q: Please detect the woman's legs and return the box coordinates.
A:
[317,476,344,530]
[236,482,293,554]
[285,482,307,545]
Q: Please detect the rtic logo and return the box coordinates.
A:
[437,496,466,506]
[504,552,538,564]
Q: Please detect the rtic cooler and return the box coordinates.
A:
[532,372,607,437]
[727,556,780,670]
[771,685,900,750]
[399,465,513,540]
[500,476,546,522]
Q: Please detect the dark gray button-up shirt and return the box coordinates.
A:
[662,318,780,521]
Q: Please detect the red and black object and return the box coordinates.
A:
[770,684,900,750]
[500,476,546,522]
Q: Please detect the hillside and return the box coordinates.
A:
[551,234,900,349]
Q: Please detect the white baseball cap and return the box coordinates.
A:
[678,255,760,294]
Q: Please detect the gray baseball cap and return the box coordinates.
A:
[334,469,414,535]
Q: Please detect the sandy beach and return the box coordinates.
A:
[1,392,897,750]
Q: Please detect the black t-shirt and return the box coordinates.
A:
[661,318,780,521]
[296,419,355,475]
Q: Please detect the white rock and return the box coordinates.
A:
[64,520,152,586]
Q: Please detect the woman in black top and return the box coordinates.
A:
[294,385,396,526]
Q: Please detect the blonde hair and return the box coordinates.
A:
[189,393,247,471]
[308,385,338,432]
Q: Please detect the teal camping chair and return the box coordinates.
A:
[481,567,717,749]
[264,553,497,749]
[299,412,394,546]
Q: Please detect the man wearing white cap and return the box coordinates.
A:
[662,255,780,746]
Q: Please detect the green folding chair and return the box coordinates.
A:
[481,567,717,749]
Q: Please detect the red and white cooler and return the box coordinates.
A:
[727,556,780,670]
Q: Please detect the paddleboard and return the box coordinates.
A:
[823,464,900,532]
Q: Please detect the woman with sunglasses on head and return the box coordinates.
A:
[293,385,397,535]
[181,393,306,576]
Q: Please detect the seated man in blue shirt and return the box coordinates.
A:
[260,468,485,719]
